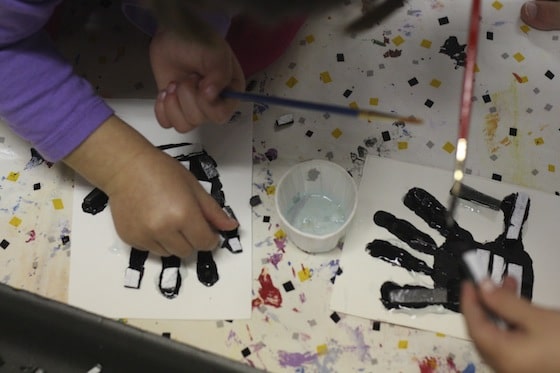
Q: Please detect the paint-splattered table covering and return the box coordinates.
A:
[2,0,560,371]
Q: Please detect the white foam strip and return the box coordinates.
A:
[507,263,523,297]
[507,193,529,240]
[491,255,506,284]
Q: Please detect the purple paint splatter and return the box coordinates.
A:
[278,351,317,368]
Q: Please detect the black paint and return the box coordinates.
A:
[373,210,437,255]
[368,188,534,312]
[450,183,501,211]
[439,36,466,68]
[159,255,182,299]
[81,188,109,215]
[197,251,219,287]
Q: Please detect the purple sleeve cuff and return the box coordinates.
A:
[0,31,113,162]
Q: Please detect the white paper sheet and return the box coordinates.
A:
[69,99,252,320]
[331,155,560,339]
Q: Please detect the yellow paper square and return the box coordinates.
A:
[265,185,276,195]
[316,344,328,355]
[492,0,503,10]
[320,71,332,83]
[369,97,379,106]
[430,79,442,88]
[520,24,531,33]
[305,34,315,43]
[474,64,480,73]
[7,172,19,182]
[436,332,446,337]
[442,142,456,153]
[274,229,286,240]
[298,267,312,282]
[398,340,409,349]
[514,52,525,62]
[420,39,432,48]
[398,141,408,150]
[52,198,64,210]
[349,101,359,110]
[534,137,544,145]
[548,164,555,172]
[9,216,22,227]
[331,128,343,139]
[286,76,298,88]
[392,35,405,46]
[252,114,259,122]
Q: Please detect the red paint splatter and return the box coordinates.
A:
[292,308,300,312]
[252,268,282,308]
[512,72,524,83]
[418,356,438,373]
[383,49,402,58]
[25,230,36,243]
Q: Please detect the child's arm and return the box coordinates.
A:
[461,278,560,373]
[64,115,238,257]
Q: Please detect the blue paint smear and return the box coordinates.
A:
[462,363,476,373]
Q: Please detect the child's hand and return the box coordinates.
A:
[521,1,560,30]
[65,115,238,258]
[461,277,560,373]
[150,28,245,132]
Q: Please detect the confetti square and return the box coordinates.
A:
[545,70,555,79]
[430,79,442,88]
[509,128,518,136]
[545,103,553,111]
[436,332,446,337]
[161,332,171,339]
[336,53,345,62]
[265,185,276,195]
[316,344,328,356]
[426,141,434,149]
[369,97,379,106]
[250,195,262,207]
[61,235,70,245]
[392,35,405,46]
[490,154,498,161]
[527,108,533,113]
[52,198,64,210]
[442,142,456,153]
[305,130,314,137]
[330,312,341,323]
[288,62,297,69]
[486,31,494,40]
[398,142,408,150]
[492,0,503,10]
[349,102,359,110]
[489,106,497,113]
[549,164,556,172]
[308,319,317,327]
[9,216,22,227]
[263,216,270,223]
[343,89,353,98]
[382,131,391,142]
[241,347,251,358]
[520,24,531,33]
[320,71,332,83]
[7,172,19,182]
[323,113,331,119]
[274,229,286,240]
[283,281,295,292]
[332,128,343,139]
[532,169,539,176]
[533,87,540,94]
[408,77,419,86]
[501,52,509,59]
[372,321,381,330]
[438,17,449,25]
[424,99,434,108]
[285,76,298,88]
[420,39,432,48]
[298,267,312,282]
[366,70,374,77]
[482,94,492,103]
[535,137,544,145]
[305,34,315,43]
[33,183,41,190]
[0,239,9,249]
[513,52,525,62]
[492,173,502,181]
[398,340,409,349]
[379,63,386,69]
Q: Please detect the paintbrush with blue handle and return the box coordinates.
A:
[221,89,423,124]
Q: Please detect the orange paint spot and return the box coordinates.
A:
[484,113,500,153]
[500,136,511,146]
[535,137,544,145]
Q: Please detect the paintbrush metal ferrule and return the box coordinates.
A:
[222,90,422,124]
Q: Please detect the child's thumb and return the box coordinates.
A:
[521,1,560,31]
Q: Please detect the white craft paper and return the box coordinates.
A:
[331,155,560,339]
[69,99,252,320]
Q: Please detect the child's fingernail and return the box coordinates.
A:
[157,90,167,101]
[480,279,495,293]
[204,85,219,99]
[524,1,537,19]
[166,82,177,94]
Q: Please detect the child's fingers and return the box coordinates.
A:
[157,231,196,259]
[520,1,560,30]
[479,280,535,327]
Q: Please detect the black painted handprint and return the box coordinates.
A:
[366,187,534,312]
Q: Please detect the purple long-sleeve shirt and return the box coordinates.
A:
[0,1,231,162]
[0,0,114,162]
